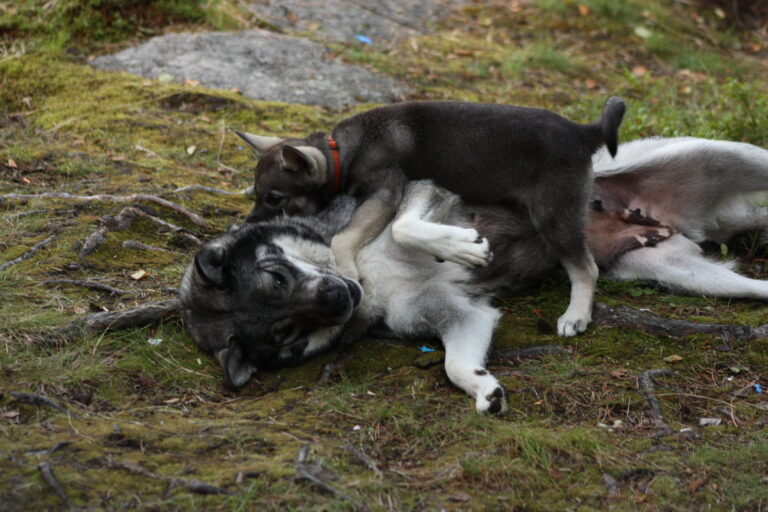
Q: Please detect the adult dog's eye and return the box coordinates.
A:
[270,272,286,289]
[264,192,287,208]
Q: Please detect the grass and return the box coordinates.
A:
[1,0,768,510]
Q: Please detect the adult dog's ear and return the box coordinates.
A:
[234,130,284,156]
[194,245,226,287]
[215,343,257,389]
[281,145,326,183]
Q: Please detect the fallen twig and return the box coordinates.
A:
[295,444,370,511]
[0,234,57,272]
[38,461,70,507]
[122,240,173,253]
[2,192,210,228]
[593,302,768,341]
[173,184,246,196]
[106,458,234,496]
[11,391,82,420]
[493,344,572,360]
[43,279,133,296]
[58,299,182,337]
[637,369,674,432]
[342,444,383,478]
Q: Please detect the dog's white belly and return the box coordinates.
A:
[355,224,474,335]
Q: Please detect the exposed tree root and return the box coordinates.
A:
[0,234,57,272]
[80,206,201,258]
[10,391,82,419]
[106,458,234,496]
[1,192,210,228]
[493,344,572,360]
[295,444,371,511]
[38,461,70,507]
[342,444,383,478]
[58,299,182,338]
[637,369,675,433]
[593,302,768,341]
[43,279,133,296]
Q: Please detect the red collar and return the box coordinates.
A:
[327,135,342,193]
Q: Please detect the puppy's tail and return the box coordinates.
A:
[592,96,626,157]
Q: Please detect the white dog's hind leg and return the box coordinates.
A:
[609,235,768,299]
[557,255,599,336]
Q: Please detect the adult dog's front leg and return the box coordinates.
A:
[435,299,506,414]
[331,187,400,280]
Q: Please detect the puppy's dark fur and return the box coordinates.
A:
[237,98,626,336]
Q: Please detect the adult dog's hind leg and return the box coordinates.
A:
[609,234,768,299]
[391,181,491,267]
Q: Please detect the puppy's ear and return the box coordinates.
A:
[281,145,327,183]
[215,344,257,389]
[194,245,226,287]
[234,130,284,156]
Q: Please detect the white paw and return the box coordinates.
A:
[557,311,590,337]
[435,228,493,268]
[475,385,508,415]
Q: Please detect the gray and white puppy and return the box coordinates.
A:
[236,98,626,337]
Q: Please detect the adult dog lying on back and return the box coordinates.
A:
[236,98,626,337]
[181,136,768,414]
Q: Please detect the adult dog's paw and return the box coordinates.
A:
[476,385,508,415]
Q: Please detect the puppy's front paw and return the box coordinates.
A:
[556,312,590,337]
[476,386,508,415]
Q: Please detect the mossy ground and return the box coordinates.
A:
[1,1,768,510]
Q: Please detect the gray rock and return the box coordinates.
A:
[91,30,412,108]
[246,0,466,44]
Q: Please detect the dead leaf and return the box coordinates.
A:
[7,158,17,168]
[130,269,147,280]
[21,177,31,184]
[73,305,87,315]
[610,369,629,378]
[164,398,181,404]
[2,411,20,419]
[577,4,590,16]
[688,477,707,493]
[632,66,649,77]
[664,354,683,363]
[448,491,470,502]
[584,78,599,89]
[185,79,200,87]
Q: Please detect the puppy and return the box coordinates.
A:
[235,98,626,336]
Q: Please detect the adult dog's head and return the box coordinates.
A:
[180,198,361,389]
